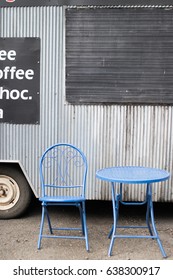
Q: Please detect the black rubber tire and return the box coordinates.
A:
[0,165,32,219]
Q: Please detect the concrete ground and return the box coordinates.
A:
[0,200,173,260]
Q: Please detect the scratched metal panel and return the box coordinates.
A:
[0,6,173,201]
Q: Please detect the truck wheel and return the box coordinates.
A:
[0,165,32,219]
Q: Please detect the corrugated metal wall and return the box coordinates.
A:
[0,6,173,202]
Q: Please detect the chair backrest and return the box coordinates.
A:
[40,143,87,198]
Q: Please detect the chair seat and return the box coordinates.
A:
[39,195,86,203]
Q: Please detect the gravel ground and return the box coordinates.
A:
[0,200,173,260]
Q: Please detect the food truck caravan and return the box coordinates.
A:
[1,0,173,219]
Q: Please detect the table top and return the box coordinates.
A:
[96,166,170,184]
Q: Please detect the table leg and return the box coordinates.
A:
[147,183,167,258]
[108,182,120,256]
[146,184,154,236]
[108,182,167,258]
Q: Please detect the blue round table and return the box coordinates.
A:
[96,166,170,257]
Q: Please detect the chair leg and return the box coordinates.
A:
[37,204,45,249]
[82,201,89,251]
[79,202,85,235]
[38,202,89,252]
[45,207,53,234]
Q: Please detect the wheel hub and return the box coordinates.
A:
[0,186,6,196]
[0,176,20,210]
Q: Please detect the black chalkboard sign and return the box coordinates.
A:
[66,7,173,105]
[0,38,40,124]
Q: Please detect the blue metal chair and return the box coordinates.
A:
[37,143,89,251]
